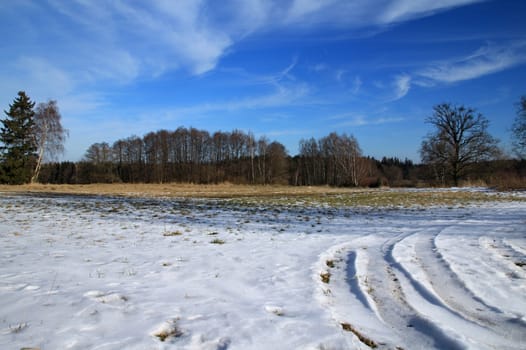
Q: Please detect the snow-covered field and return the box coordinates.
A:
[0,191,525,350]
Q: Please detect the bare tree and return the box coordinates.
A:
[84,142,112,163]
[420,103,500,186]
[512,96,526,159]
[333,133,362,186]
[299,138,320,185]
[265,141,288,184]
[31,100,68,183]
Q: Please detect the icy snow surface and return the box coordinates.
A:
[0,192,525,349]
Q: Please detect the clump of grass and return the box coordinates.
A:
[210,238,225,244]
[163,230,183,237]
[320,271,331,284]
[326,260,335,268]
[341,323,377,348]
[154,327,183,342]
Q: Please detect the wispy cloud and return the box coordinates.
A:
[5,0,488,86]
[284,0,484,28]
[329,112,405,127]
[392,74,411,100]
[310,63,328,72]
[381,41,526,100]
[377,0,485,25]
[351,76,363,94]
[150,80,312,121]
[14,56,74,97]
[417,41,526,84]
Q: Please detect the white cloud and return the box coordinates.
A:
[311,63,328,72]
[163,82,311,118]
[283,0,484,28]
[10,57,74,101]
[10,0,487,85]
[329,112,404,127]
[378,0,485,25]
[418,41,526,83]
[392,74,411,100]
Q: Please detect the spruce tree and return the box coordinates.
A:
[0,91,37,184]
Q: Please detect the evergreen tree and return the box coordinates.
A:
[0,91,37,184]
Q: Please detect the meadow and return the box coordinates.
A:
[1,185,525,349]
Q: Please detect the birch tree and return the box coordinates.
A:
[31,100,68,183]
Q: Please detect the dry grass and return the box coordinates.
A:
[341,323,377,348]
[320,272,331,284]
[0,183,523,207]
[0,183,353,198]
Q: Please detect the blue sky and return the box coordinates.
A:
[1,0,525,162]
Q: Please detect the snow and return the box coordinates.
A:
[0,192,525,349]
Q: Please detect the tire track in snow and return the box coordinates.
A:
[394,232,526,347]
[480,237,526,279]
[315,233,465,349]
[317,228,526,349]
[504,238,526,256]
[378,233,465,350]
[437,233,526,324]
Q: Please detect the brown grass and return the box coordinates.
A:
[320,272,331,284]
[0,183,523,207]
[341,323,377,348]
[0,183,354,198]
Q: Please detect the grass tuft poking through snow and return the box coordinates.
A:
[163,230,183,236]
[340,322,378,348]
[152,319,184,342]
[320,271,331,284]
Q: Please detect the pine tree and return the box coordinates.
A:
[0,91,37,184]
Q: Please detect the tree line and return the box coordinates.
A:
[2,91,526,188]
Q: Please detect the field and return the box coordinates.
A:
[1,185,525,349]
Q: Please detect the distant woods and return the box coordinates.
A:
[42,128,380,186]
[2,91,525,188]
[37,126,525,189]
[79,129,289,185]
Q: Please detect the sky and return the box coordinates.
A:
[1,0,525,162]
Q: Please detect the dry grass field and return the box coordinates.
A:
[0,183,349,198]
[0,183,523,207]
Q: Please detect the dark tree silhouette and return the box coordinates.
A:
[420,103,500,186]
[0,91,36,184]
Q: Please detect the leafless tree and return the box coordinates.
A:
[84,142,112,163]
[420,103,500,186]
[266,141,288,184]
[333,133,362,186]
[31,100,68,183]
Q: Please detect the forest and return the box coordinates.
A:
[2,91,526,189]
[38,128,525,189]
